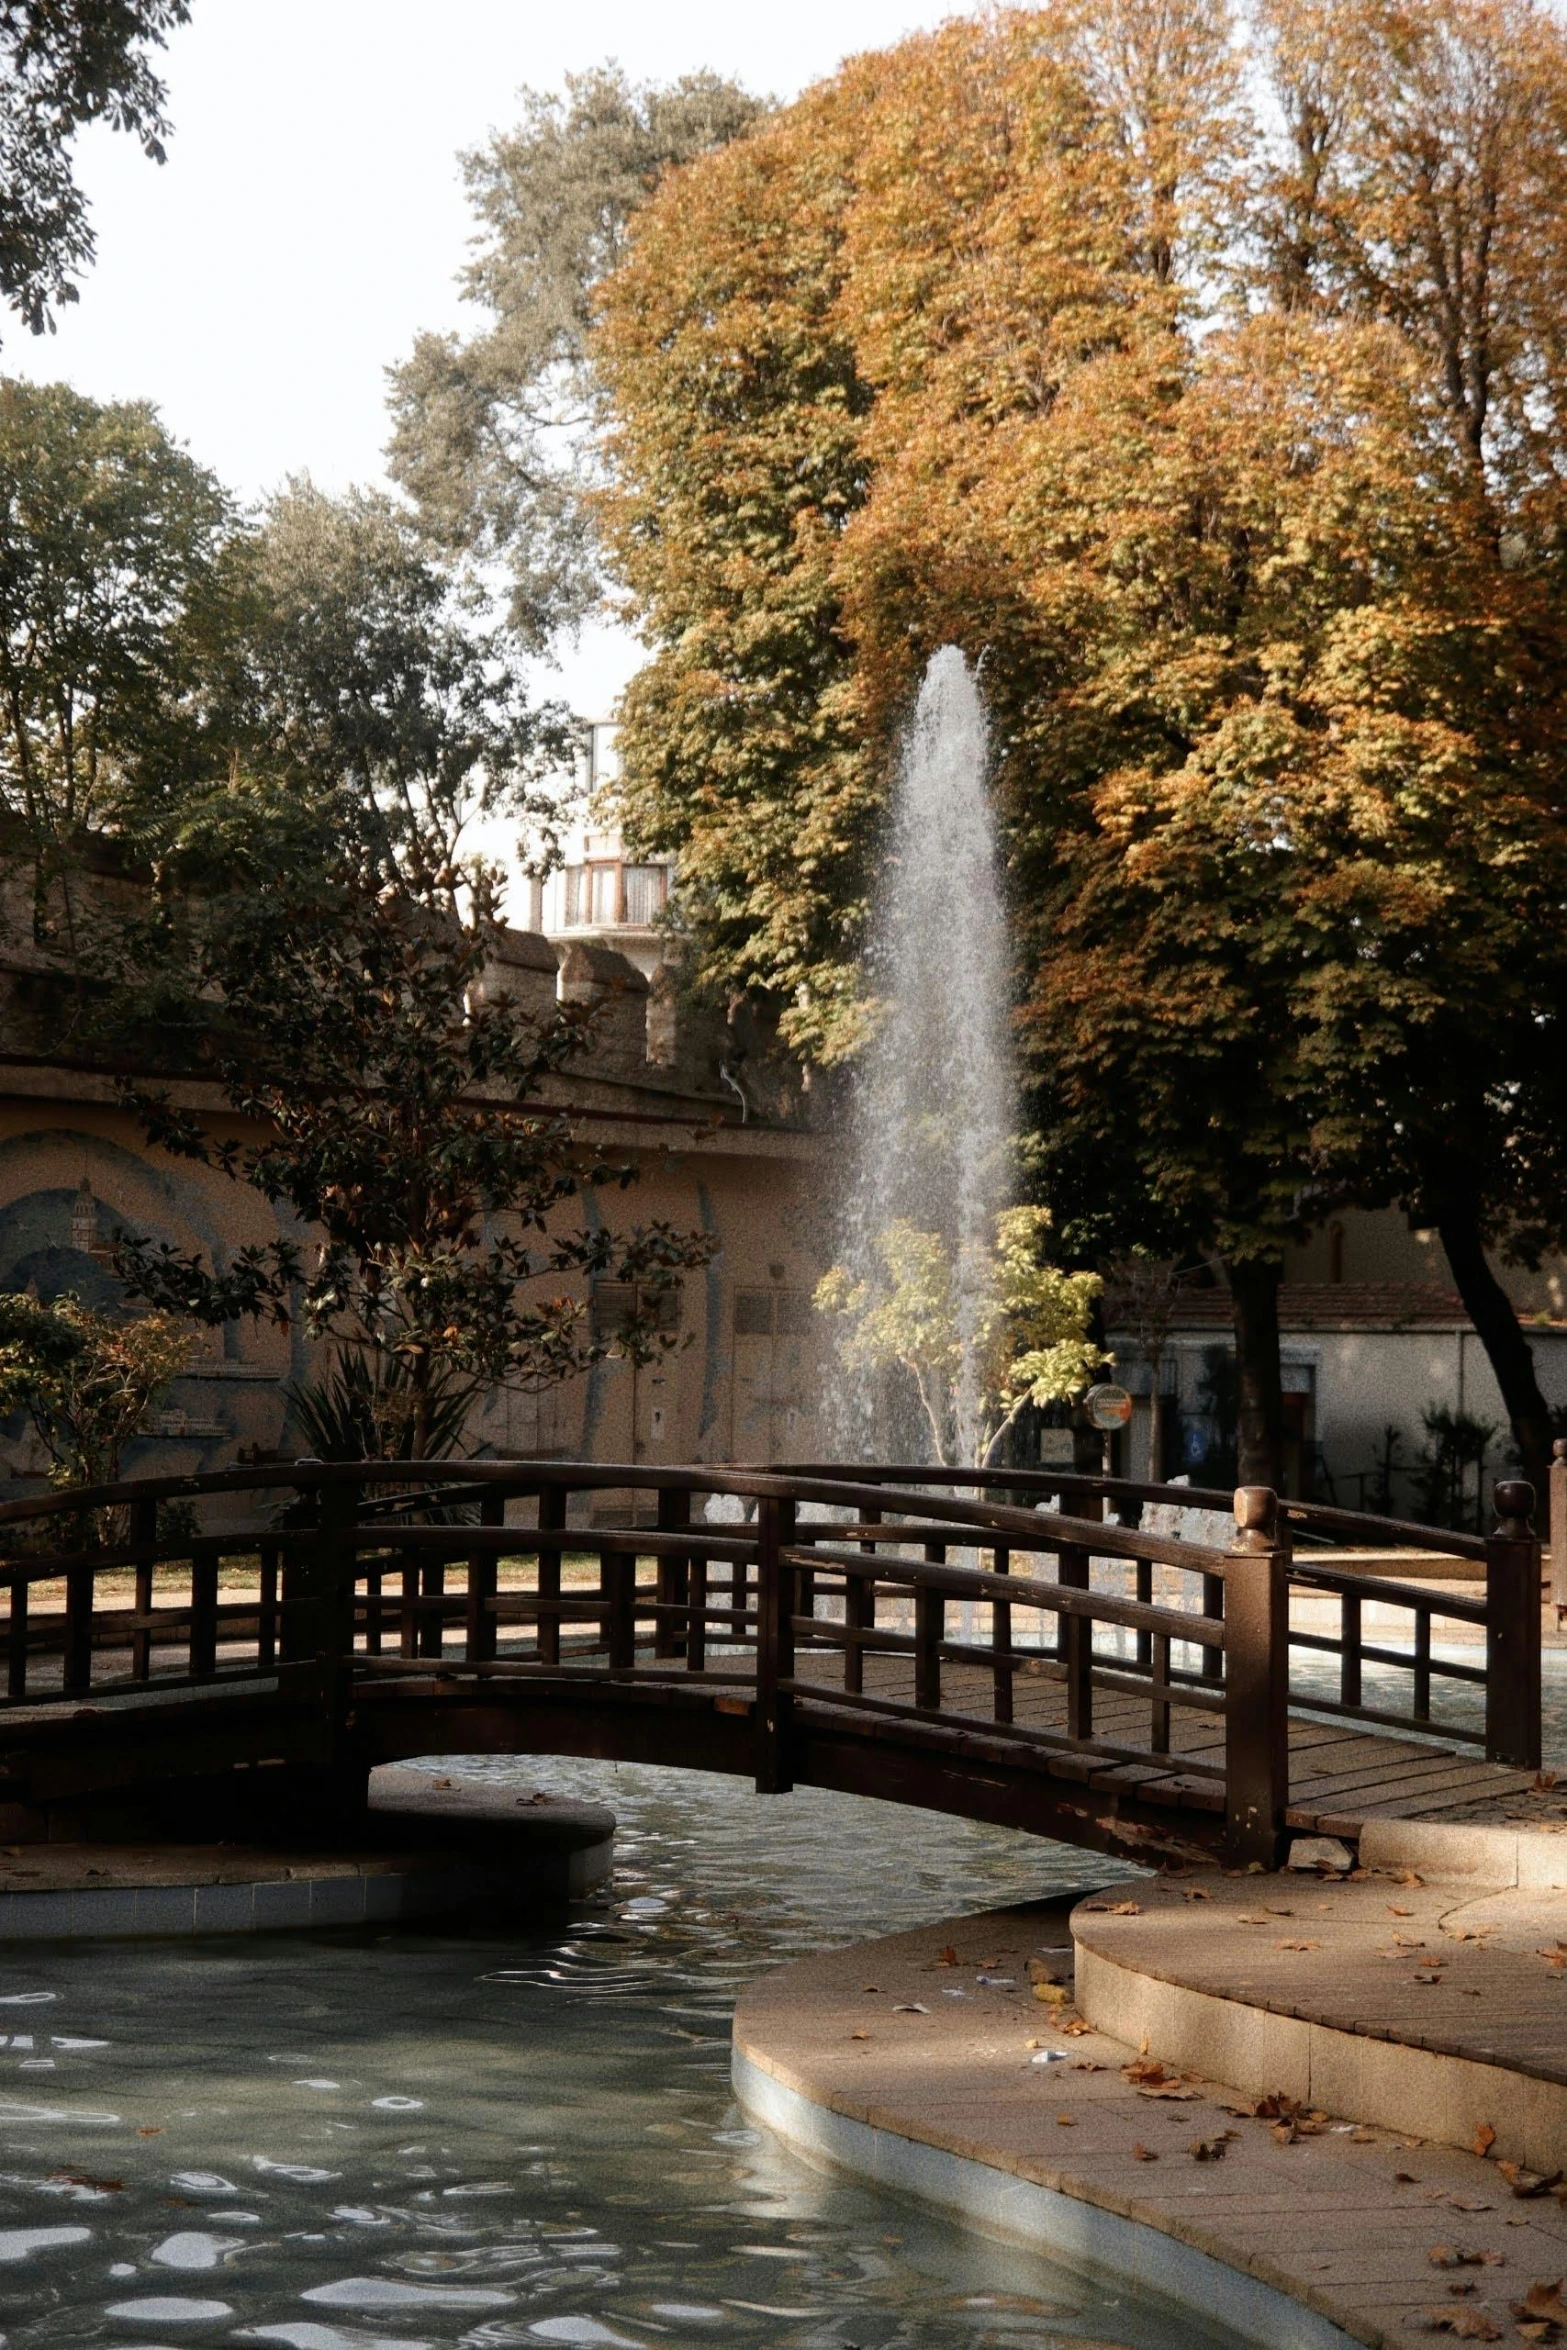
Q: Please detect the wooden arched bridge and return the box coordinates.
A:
[0,1459,1547,1867]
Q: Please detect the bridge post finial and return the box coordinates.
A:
[1232,1485,1277,1552]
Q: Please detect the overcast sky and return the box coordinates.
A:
[5,0,958,718]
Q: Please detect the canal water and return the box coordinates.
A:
[0,1759,1254,2350]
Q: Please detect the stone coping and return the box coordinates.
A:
[1072,1862,1567,2175]
[0,1767,614,1940]
[733,1897,1567,2350]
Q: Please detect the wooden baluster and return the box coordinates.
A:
[655,1487,691,1662]
[399,1551,419,1661]
[916,1542,944,1713]
[466,1491,503,1665]
[538,1486,565,1666]
[755,1496,796,1793]
[688,1544,708,1673]
[1552,1441,1567,1613]
[1340,1590,1362,1711]
[1063,1565,1093,1745]
[1135,1558,1152,1670]
[1201,1573,1225,1686]
[1412,1604,1432,1722]
[606,1548,635,1670]
[992,1544,1012,1724]
[258,1542,279,1670]
[190,1545,219,1679]
[1057,1539,1090,1722]
[63,1557,93,1697]
[1486,1480,1541,1769]
[1058,1496,1099,1661]
[1150,1630,1171,1753]
[130,1495,157,1684]
[419,1562,446,1660]
[5,1573,26,1701]
[846,1505,879,1696]
[1223,1487,1288,1867]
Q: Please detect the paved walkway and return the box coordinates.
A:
[735,1893,1567,2349]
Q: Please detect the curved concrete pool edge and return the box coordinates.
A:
[732,2042,1355,2350]
[730,1893,1565,2350]
[0,1767,614,1941]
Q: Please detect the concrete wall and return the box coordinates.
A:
[0,919,830,1490]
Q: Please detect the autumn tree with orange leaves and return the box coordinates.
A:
[592,0,1567,1499]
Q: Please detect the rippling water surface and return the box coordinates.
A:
[0,1759,1260,2350]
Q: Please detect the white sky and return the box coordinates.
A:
[5,0,960,720]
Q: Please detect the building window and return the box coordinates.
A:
[623,865,667,926]
[590,863,619,926]
[563,866,585,926]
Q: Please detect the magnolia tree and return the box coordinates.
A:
[815,1207,1103,1468]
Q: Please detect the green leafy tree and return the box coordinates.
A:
[0,1289,189,1504]
[0,377,228,938]
[0,2,189,340]
[387,62,766,642]
[112,842,713,1459]
[173,477,574,912]
[815,1207,1103,1467]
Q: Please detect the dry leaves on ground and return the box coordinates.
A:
[1083,1901,1142,1916]
[1121,2058,1200,2100]
[1429,2247,1505,2269]
[1131,2142,1158,2161]
[1499,2165,1564,2198]
[1179,1887,1211,1901]
[1275,1938,1320,1952]
[935,1946,959,1966]
[893,2002,928,2015]
[1512,2279,1567,2339]
[1189,2132,1236,2161]
[1537,1946,1567,1971]
[1421,2310,1502,2339]
[1474,2124,1497,2159]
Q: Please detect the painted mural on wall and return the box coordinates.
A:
[0,1118,298,1491]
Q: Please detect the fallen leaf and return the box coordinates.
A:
[1180,1887,1211,1901]
[1389,1904,1416,1917]
[1237,1914,1271,1925]
[862,1985,881,1994]
[1430,2248,1490,2270]
[1396,2172,1421,2184]
[935,1946,959,1967]
[135,2128,163,2138]
[1421,2310,1502,2339]
[1275,1939,1320,1952]
[1189,2133,1235,2161]
[1056,2112,1076,2126]
[1070,2060,1103,2072]
[1474,2125,1497,2159]
[48,2170,122,2192]
[893,2003,929,2015]
[849,2030,870,2041]
[1413,1970,1445,1984]
[1399,1870,1425,1886]
[1033,1982,1070,2005]
[1351,2129,1377,2144]
[1514,2281,1567,2331]
[1131,2142,1158,2161]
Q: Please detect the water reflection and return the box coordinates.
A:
[0,1760,1248,2348]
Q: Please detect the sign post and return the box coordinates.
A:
[1082,1381,1133,1478]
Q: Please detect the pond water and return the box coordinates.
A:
[0,1758,1256,2350]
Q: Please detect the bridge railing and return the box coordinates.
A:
[0,1457,1541,1865]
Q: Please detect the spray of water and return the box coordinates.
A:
[827,647,1016,1462]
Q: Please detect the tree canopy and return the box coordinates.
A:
[592,0,1567,1490]
[387,62,766,644]
[0,1,189,339]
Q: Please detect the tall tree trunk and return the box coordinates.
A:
[1225,1257,1285,1494]
[1435,1202,1553,1531]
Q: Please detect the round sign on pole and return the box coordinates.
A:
[1083,1382,1133,1433]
